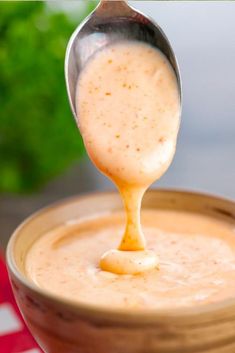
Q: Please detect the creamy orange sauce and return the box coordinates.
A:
[24,40,235,310]
[25,210,235,310]
[76,40,180,273]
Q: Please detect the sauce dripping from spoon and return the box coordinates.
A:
[76,40,180,274]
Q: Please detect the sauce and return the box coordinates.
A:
[25,210,235,310]
[76,40,180,273]
[24,39,235,311]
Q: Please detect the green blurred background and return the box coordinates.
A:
[0,1,96,194]
[0,1,99,249]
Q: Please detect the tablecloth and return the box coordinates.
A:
[0,252,42,353]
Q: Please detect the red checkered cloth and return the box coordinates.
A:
[0,252,42,353]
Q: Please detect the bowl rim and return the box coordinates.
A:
[6,188,235,324]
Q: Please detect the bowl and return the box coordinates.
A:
[6,189,235,353]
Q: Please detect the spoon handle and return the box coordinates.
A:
[95,0,132,17]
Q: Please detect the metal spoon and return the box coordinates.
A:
[65,0,182,120]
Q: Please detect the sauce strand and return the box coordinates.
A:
[76,40,180,273]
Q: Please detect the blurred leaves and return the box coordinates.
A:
[0,2,96,194]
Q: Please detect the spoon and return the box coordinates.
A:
[65,0,182,120]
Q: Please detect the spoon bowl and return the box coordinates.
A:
[65,0,182,121]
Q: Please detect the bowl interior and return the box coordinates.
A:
[6,189,235,322]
